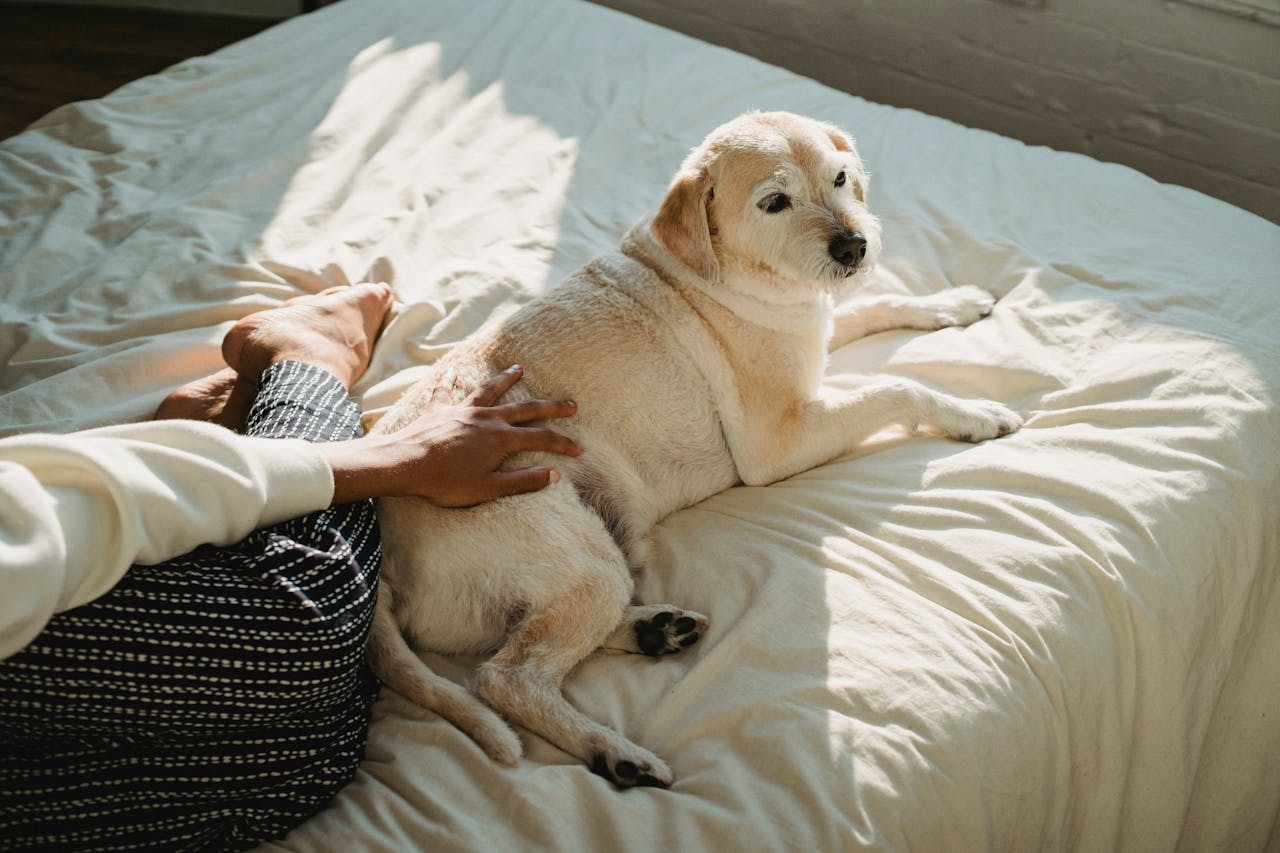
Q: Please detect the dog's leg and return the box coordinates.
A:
[730,377,1021,487]
[473,582,674,789]
[368,589,523,765]
[602,604,708,655]
[830,286,996,349]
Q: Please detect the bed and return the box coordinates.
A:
[2,0,1278,849]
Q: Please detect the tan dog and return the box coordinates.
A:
[369,111,1021,788]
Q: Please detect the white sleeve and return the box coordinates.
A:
[0,420,335,659]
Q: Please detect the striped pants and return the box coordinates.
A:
[0,362,382,851]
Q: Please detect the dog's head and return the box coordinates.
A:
[651,111,882,297]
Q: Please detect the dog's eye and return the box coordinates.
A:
[834,171,847,187]
[759,193,791,214]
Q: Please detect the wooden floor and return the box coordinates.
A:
[0,3,286,139]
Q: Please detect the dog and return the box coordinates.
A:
[368,111,1022,789]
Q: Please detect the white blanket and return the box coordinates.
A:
[1,0,1277,849]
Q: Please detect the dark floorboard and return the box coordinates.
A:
[0,2,286,139]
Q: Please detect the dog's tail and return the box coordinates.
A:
[368,587,522,765]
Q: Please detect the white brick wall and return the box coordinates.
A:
[589,0,1280,223]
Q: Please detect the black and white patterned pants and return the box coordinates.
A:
[0,361,382,852]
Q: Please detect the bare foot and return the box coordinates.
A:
[154,283,394,430]
[155,366,244,425]
[222,282,395,389]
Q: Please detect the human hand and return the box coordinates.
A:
[322,365,581,507]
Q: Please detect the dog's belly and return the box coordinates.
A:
[558,426,737,562]
[377,479,632,655]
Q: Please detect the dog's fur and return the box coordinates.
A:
[368,111,1021,788]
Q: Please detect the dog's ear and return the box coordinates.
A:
[821,122,869,202]
[823,122,856,154]
[652,167,717,281]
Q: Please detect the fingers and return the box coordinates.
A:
[495,397,578,425]
[468,365,524,407]
[434,466,562,508]
[488,466,563,501]
[464,366,576,423]
[503,425,583,457]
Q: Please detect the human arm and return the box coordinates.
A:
[0,365,579,659]
[0,420,334,659]
[324,365,581,507]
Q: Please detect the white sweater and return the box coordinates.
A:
[0,420,335,660]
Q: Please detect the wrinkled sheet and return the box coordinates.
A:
[1,0,1277,850]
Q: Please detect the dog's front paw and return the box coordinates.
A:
[589,744,673,789]
[633,606,708,656]
[921,285,997,329]
[943,399,1023,443]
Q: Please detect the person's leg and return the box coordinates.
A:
[0,361,380,851]
[0,286,394,851]
[155,282,394,432]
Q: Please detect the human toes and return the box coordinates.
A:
[281,284,349,306]
[346,280,396,337]
[284,281,394,345]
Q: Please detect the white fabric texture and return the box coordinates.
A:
[0,0,1276,849]
[0,423,333,659]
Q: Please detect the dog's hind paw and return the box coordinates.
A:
[636,608,706,656]
[604,604,708,656]
[589,747,672,789]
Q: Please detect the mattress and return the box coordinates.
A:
[1,0,1278,849]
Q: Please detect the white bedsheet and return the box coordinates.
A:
[1,0,1277,849]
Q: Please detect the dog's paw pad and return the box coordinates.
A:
[591,753,671,789]
[634,607,708,656]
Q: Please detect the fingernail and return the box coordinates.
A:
[547,468,560,484]
[508,364,522,373]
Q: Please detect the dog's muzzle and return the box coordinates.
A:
[828,231,868,269]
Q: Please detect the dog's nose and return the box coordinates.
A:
[829,232,868,267]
